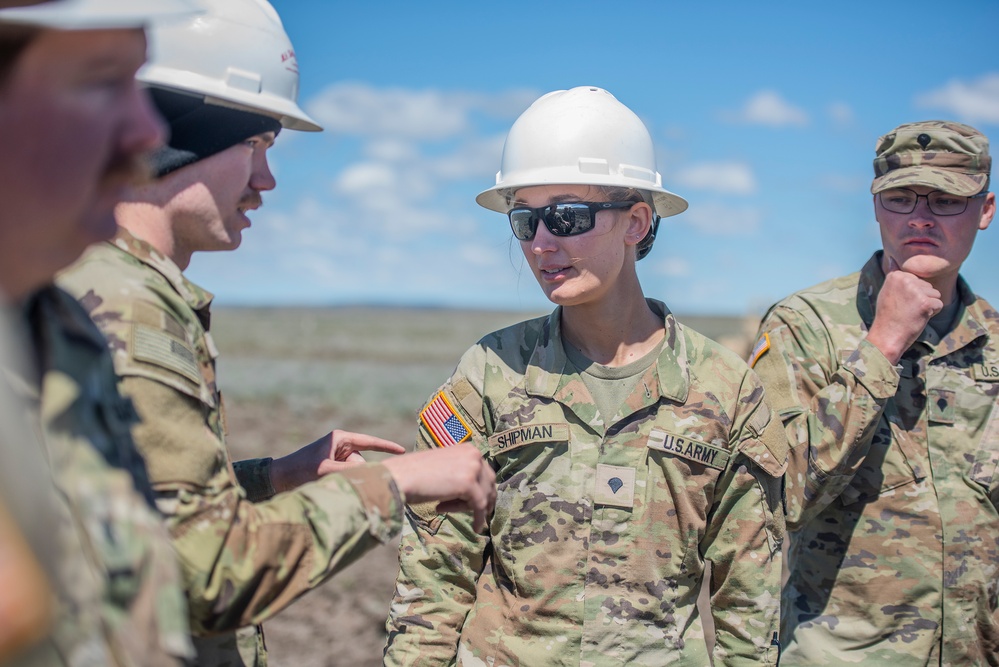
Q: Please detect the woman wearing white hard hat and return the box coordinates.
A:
[386,86,787,665]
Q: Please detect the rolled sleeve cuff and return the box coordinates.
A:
[844,338,900,399]
[233,457,275,503]
[336,463,405,543]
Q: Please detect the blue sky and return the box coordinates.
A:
[185,0,999,315]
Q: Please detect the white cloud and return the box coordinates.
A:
[364,139,421,162]
[915,73,999,124]
[334,162,398,194]
[682,202,762,236]
[675,162,757,195]
[305,82,539,140]
[722,90,808,127]
[828,101,854,126]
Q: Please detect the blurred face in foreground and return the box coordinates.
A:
[0,26,164,301]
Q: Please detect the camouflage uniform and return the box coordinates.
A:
[3,287,193,667]
[385,301,787,666]
[751,252,999,665]
[58,229,405,667]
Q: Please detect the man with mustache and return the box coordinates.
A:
[750,121,998,664]
[0,1,202,665]
[57,2,496,666]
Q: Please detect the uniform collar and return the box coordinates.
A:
[109,227,214,313]
[523,298,690,406]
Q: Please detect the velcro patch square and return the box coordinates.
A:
[594,464,636,508]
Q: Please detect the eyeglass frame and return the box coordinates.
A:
[507,200,640,241]
[877,187,990,216]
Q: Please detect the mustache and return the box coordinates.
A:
[239,192,263,210]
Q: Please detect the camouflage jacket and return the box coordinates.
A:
[385,301,787,667]
[58,229,405,667]
[751,252,999,666]
[4,287,193,667]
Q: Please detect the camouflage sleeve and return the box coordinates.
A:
[702,372,786,666]
[384,371,491,666]
[122,375,405,633]
[750,304,899,528]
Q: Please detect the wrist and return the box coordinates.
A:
[865,329,904,365]
[268,455,295,494]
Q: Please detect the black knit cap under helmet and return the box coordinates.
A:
[148,87,283,178]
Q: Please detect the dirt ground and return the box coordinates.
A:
[214,307,758,666]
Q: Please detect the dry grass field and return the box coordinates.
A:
[213,306,758,666]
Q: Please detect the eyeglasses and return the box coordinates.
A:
[508,201,638,241]
[878,188,989,216]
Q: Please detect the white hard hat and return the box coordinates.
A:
[138,0,321,132]
[476,86,687,220]
[0,0,201,30]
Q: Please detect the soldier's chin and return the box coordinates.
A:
[900,254,951,279]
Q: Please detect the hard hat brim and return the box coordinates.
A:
[476,181,688,220]
[0,0,201,30]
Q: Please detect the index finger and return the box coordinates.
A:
[340,432,407,455]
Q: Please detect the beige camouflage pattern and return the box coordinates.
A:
[58,229,406,667]
[385,300,787,666]
[751,252,999,665]
[4,287,193,667]
[871,120,991,196]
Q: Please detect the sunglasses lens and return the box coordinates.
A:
[545,204,593,236]
[509,209,537,240]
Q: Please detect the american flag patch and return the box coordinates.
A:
[750,333,771,368]
[420,391,472,448]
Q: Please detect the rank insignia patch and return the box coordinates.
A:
[421,391,472,448]
[750,333,771,368]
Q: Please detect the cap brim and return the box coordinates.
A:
[0,0,200,30]
[871,166,988,196]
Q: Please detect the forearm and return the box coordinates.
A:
[753,314,898,527]
[168,462,403,633]
[384,509,484,666]
[122,376,404,631]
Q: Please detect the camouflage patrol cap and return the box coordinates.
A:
[871,120,990,196]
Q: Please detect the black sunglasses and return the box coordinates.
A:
[508,201,638,241]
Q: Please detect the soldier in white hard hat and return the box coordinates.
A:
[385,86,787,666]
[0,1,201,666]
[57,1,496,665]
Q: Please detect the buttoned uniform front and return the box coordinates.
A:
[384,300,787,667]
[751,252,999,665]
[4,286,193,667]
[57,229,406,667]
